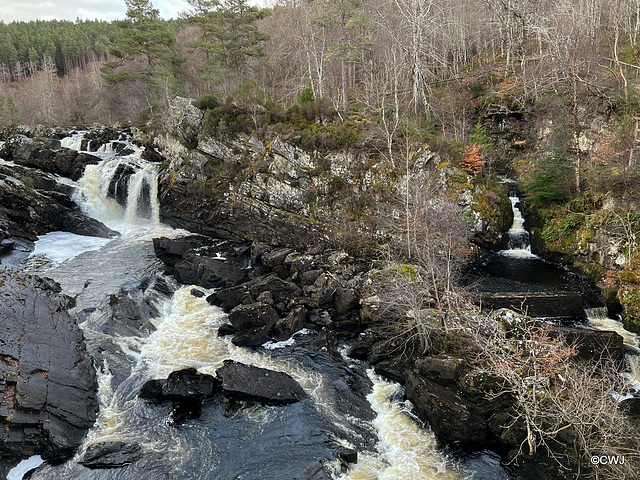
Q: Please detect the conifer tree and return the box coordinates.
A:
[186,0,271,91]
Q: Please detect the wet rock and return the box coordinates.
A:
[191,288,205,298]
[216,360,307,405]
[206,284,249,312]
[102,285,159,337]
[247,274,302,308]
[0,271,98,463]
[139,369,218,422]
[406,375,487,444]
[228,302,280,331]
[107,163,136,207]
[3,135,101,180]
[347,335,374,360]
[550,326,625,364]
[274,305,307,340]
[59,210,120,238]
[174,252,245,289]
[373,359,413,385]
[217,324,236,336]
[231,326,272,347]
[139,368,218,402]
[79,442,143,469]
[153,236,202,267]
[163,368,218,400]
[473,291,585,319]
[0,164,118,240]
[336,446,358,465]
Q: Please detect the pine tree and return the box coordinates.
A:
[186,0,270,88]
[6,96,22,125]
[103,0,180,84]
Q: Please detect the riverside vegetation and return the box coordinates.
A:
[2,0,640,478]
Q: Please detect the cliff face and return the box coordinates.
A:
[152,97,511,253]
[0,270,98,465]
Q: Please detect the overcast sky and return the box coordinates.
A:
[0,1,193,23]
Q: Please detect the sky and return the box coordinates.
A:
[0,0,194,23]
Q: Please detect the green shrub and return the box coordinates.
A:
[298,79,315,104]
[524,153,572,203]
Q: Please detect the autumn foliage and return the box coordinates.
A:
[459,143,485,174]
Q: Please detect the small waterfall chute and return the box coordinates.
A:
[586,306,640,393]
[501,194,536,258]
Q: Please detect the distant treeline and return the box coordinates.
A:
[0,19,120,79]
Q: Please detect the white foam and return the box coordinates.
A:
[30,231,112,265]
[7,455,44,480]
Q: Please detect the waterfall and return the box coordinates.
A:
[585,307,640,352]
[69,134,162,236]
[501,194,535,258]
[20,130,503,479]
[339,371,454,480]
[585,307,640,392]
[60,132,87,151]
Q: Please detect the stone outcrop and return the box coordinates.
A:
[0,162,118,243]
[473,291,586,319]
[139,368,218,422]
[216,360,306,405]
[154,237,365,348]
[1,135,101,181]
[153,98,510,251]
[0,270,98,463]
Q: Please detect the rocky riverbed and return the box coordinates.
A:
[1,117,638,480]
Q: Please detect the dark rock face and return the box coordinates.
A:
[228,302,280,331]
[406,375,488,444]
[174,253,245,289]
[473,291,586,319]
[139,368,218,422]
[79,442,143,469]
[216,360,307,405]
[550,326,625,363]
[139,368,218,402]
[0,271,98,463]
[0,163,118,241]
[1,135,101,181]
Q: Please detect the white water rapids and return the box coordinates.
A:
[15,131,484,479]
[586,307,640,392]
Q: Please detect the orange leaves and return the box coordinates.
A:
[459,143,486,174]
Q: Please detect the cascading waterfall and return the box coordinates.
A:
[586,307,640,391]
[20,129,495,480]
[60,131,87,151]
[72,143,162,236]
[501,193,535,258]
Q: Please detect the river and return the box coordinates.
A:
[4,131,510,479]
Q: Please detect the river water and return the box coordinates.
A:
[5,132,508,479]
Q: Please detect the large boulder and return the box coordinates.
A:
[216,360,307,405]
[173,252,245,289]
[0,271,98,463]
[550,326,625,364]
[405,374,487,444]
[228,302,280,331]
[139,368,218,422]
